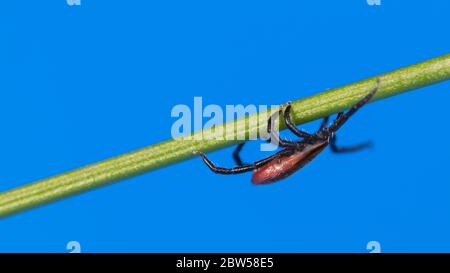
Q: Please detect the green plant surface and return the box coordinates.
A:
[1,53,449,218]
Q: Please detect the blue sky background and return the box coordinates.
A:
[0,1,450,252]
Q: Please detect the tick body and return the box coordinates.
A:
[251,140,328,184]
[195,79,380,185]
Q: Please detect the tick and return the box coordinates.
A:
[195,80,380,184]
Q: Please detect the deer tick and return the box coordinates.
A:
[195,79,380,184]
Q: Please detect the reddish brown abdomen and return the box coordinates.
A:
[251,141,328,185]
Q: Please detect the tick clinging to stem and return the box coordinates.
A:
[195,79,380,185]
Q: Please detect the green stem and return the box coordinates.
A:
[1,54,450,218]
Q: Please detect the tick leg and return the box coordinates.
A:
[326,79,380,133]
[195,150,290,175]
[233,143,246,166]
[267,110,297,148]
[330,135,373,153]
[196,151,255,174]
[318,116,330,131]
[283,103,313,139]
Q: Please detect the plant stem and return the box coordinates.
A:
[1,54,450,218]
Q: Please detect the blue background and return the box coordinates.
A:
[1,1,449,253]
